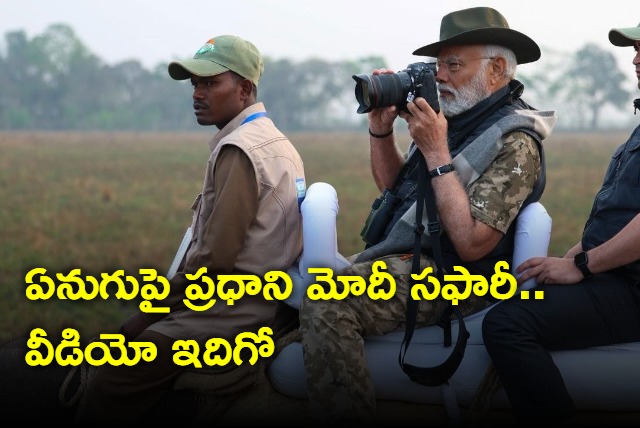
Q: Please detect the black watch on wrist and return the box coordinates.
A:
[428,163,455,177]
[574,251,593,278]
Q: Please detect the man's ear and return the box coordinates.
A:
[490,56,507,84]
[240,79,254,99]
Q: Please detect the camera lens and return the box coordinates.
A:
[352,72,412,114]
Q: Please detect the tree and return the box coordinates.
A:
[37,24,107,129]
[0,30,39,129]
[548,43,630,130]
[259,56,387,131]
[1,25,634,132]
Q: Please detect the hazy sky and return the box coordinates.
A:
[2,0,638,75]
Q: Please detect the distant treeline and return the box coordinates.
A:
[0,24,633,131]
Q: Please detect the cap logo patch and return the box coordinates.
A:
[195,39,216,56]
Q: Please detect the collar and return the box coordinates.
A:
[208,102,266,152]
[446,80,523,151]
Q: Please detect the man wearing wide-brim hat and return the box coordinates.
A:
[298,6,557,423]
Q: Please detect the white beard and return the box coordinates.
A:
[438,67,492,118]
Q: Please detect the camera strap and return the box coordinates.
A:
[398,154,469,386]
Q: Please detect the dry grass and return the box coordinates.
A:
[0,129,628,341]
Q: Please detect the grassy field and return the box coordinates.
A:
[0,129,628,343]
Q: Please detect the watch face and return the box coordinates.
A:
[575,251,588,266]
[574,251,592,277]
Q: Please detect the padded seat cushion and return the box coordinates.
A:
[268,201,640,411]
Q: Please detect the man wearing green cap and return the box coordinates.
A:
[483,22,640,425]
[298,7,556,422]
[78,35,306,423]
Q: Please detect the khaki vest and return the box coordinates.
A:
[187,102,305,275]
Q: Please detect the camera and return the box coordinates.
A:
[352,62,440,114]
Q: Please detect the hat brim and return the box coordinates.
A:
[412,28,541,64]
[609,27,640,47]
[168,58,229,80]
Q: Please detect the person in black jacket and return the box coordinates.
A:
[483,21,640,425]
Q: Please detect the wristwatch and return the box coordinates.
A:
[428,163,455,177]
[574,251,593,278]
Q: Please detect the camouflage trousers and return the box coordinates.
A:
[298,253,494,422]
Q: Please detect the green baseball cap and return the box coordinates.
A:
[168,35,264,86]
[609,22,640,46]
[412,7,540,64]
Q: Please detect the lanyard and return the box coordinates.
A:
[241,111,267,125]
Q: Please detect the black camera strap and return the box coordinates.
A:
[398,154,469,386]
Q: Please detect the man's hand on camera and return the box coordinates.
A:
[367,68,399,136]
[401,97,449,161]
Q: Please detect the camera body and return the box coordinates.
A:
[352,62,440,114]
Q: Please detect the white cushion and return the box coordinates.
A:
[269,200,640,411]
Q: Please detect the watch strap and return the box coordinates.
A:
[574,251,593,278]
[429,164,455,177]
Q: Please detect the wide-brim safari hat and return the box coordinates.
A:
[609,22,640,46]
[413,7,541,64]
